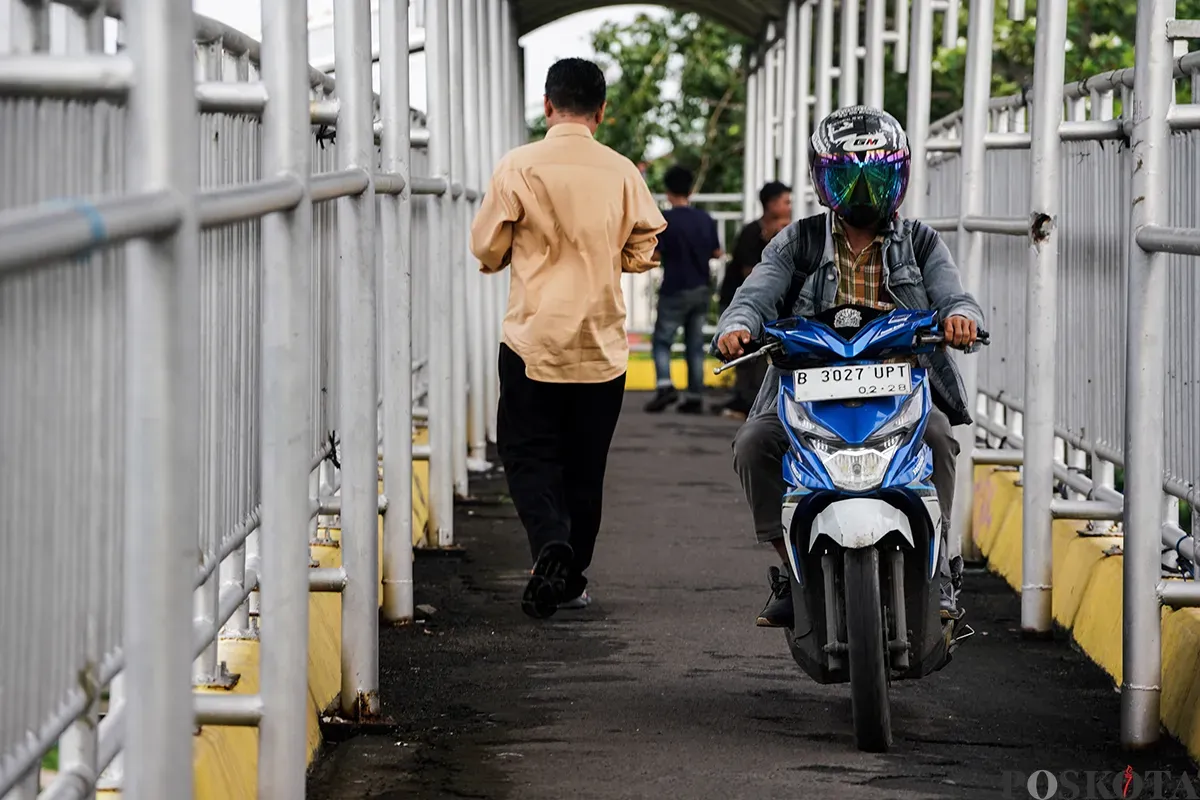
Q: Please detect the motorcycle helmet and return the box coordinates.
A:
[808,106,910,229]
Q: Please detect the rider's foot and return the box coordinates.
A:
[522,541,575,619]
[756,565,794,628]
[940,555,965,620]
[677,397,704,415]
[644,386,679,413]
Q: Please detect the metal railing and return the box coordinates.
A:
[0,0,518,796]
[918,0,1200,748]
[5,0,1200,795]
[743,0,1200,756]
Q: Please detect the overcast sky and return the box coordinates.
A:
[190,0,668,119]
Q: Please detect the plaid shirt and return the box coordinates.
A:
[832,217,893,310]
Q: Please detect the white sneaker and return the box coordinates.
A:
[559,590,592,610]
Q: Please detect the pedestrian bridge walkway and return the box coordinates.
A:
[2,0,1200,797]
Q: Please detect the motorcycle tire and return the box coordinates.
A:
[843,546,892,753]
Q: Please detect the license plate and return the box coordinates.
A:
[792,362,912,402]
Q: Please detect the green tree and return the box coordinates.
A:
[526,0,1194,191]
[528,11,750,196]
[885,0,1200,124]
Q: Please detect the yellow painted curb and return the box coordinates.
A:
[625,355,734,392]
[98,432,431,799]
[972,465,1200,761]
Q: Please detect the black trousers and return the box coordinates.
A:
[496,343,625,574]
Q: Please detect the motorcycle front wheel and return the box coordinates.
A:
[843,546,892,753]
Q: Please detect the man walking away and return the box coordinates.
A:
[716,181,792,420]
[470,57,667,619]
[644,165,722,414]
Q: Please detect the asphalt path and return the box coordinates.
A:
[308,392,1195,800]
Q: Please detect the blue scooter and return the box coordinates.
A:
[716,303,988,753]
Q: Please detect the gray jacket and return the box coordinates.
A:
[712,212,985,427]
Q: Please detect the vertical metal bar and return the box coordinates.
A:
[1122,0,1172,750]
[942,0,959,48]
[950,0,995,568]
[517,42,527,143]
[757,59,770,192]
[122,0,199,791]
[1021,0,1067,636]
[1068,447,1087,501]
[192,46,221,689]
[839,0,860,108]
[503,4,518,331]
[744,66,760,222]
[258,0,314,785]
[448,0,470,498]
[484,0,503,444]
[794,0,814,218]
[334,0,380,717]
[426,0,456,547]
[815,0,835,121]
[781,2,799,187]
[58,3,106,782]
[464,0,488,470]
[903,0,934,218]
[1008,0,1026,21]
[95,674,124,791]
[763,28,778,182]
[379,0,413,624]
[894,0,910,72]
[864,0,886,107]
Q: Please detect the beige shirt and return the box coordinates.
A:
[469,123,667,384]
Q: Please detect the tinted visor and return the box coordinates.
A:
[812,149,909,217]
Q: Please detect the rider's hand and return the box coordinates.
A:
[717,328,752,359]
[944,315,978,348]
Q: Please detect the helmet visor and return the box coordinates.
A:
[812,149,909,217]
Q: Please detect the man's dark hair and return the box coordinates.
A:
[663,165,695,197]
[760,181,791,210]
[545,58,607,116]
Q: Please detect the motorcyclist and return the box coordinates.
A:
[712,106,985,629]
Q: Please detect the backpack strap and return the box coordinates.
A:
[776,212,828,319]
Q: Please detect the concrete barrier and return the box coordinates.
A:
[972,465,1200,761]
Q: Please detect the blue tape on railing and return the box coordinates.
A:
[72,200,107,244]
[42,198,108,263]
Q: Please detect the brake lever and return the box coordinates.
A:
[713,341,777,375]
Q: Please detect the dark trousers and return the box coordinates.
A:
[496,343,626,574]
[651,285,711,398]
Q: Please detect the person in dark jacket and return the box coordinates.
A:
[716,181,793,419]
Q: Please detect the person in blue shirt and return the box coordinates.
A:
[644,165,723,414]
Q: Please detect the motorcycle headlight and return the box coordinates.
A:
[813,441,903,492]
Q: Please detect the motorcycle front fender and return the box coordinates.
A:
[807,498,915,553]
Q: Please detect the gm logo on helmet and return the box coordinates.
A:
[839,133,886,152]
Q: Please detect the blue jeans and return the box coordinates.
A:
[651,285,711,399]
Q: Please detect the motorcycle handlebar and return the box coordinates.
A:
[916,328,991,349]
[711,327,990,375]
